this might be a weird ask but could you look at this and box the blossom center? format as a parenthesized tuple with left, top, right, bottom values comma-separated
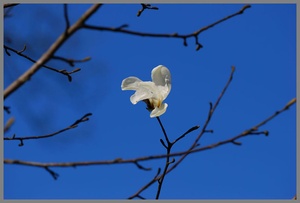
(144, 97, 162, 110)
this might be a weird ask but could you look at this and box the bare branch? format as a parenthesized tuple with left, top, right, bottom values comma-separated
(4, 45, 82, 81)
(137, 3, 159, 17)
(3, 4, 103, 100)
(52, 55, 91, 67)
(63, 4, 70, 35)
(45, 167, 59, 180)
(4, 113, 92, 146)
(84, 5, 251, 50)
(173, 125, 200, 144)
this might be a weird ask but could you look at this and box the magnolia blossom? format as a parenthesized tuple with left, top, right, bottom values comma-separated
(121, 65, 171, 118)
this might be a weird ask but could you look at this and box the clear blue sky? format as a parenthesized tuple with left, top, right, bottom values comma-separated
(4, 3, 296, 200)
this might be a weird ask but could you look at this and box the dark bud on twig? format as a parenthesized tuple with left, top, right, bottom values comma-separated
(196, 43, 203, 51)
(18, 139, 24, 147)
(183, 38, 188, 46)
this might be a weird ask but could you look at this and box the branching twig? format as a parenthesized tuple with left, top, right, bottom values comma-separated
(4, 113, 92, 146)
(4, 45, 81, 82)
(84, 4, 251, 51)
(137, 3, 159, 17)
(155, 117, 171, 199)
(52, 55, 91, 67)
(3, 4, 103, 100)
(155, 118, 199, 199)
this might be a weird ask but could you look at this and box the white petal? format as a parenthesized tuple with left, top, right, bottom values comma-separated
(121, 77, 142, 90)
(151, 65, 171, 87)
(151, 65, 171, 99)
(129, 82, 156, 104)
(150, 103, 168, 118)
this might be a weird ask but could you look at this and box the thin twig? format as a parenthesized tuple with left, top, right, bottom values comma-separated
(64, 4, 70, 36)
(3, 4, 103, 100)
(52, 55, 91, 67)
(155, 118, 199, 199)
(155, 117, 171, 199)
(84, 5, 251, 50)
(4, 113, 92, 146)
(137, 3, 159, 17)
(4, 45, 81, 81)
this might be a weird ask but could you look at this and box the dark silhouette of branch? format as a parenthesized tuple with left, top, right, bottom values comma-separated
(83, 4, 251, 51)
(4, 106, 11, 114)
(4, 45, 82, 81)
(4, 113, 92, 147)
(52, 55, 91, 67)
(4, 3, 19, 8)
(137, 3, 159, 17)
(155, 117, 171, 199)
(3, 4, 103, 100)
(63, 4, 70, 35)
(155, 118, 199, 199)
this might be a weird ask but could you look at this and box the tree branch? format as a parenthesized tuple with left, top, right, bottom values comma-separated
(83, 4, 251, 50)
(52, 55, 91, 67)
(3, 4, 102, 100)
(4, 45, 82, 81)
(4, 113, 92, 146)
(137, 3, 159, 17)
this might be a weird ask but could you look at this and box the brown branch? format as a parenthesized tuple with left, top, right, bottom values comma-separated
(83, 4, 251, 50)
(137, 3, 159, 17)
(4, 117, 15, 133)
(4, 45, 81, 81)
(3, 4, 103, 100)
(52, 55, 91, 67)
(4, 113, 92, 147)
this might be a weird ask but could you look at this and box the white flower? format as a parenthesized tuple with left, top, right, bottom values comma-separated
(121, 65, 171, 118)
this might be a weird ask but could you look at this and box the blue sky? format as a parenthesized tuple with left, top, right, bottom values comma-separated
(3, 3, 296, 200)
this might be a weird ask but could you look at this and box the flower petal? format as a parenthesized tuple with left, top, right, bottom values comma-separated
(129, 82, 156, 104)
(121, 77, 142, 90)
(151, 65, 171, 99)
(151, 65, 171, 87)
(150, 103, 168, 117)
